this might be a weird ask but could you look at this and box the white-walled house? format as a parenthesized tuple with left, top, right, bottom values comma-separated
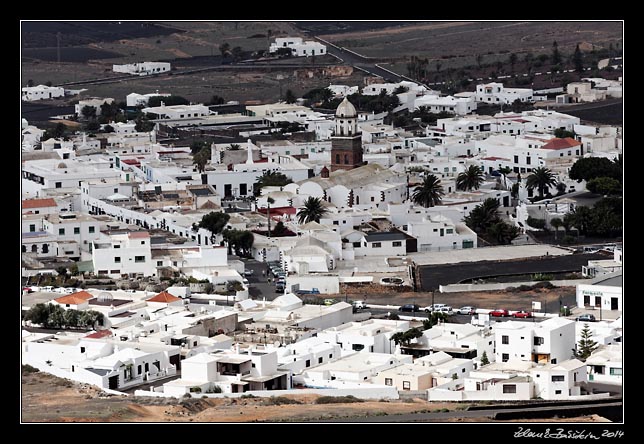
(414, 94, 477, 116)
(576, 284, 622, 312)
(269, 37, 326, 57)
(92, 231, 155, 278)
(126, 92, 171, 107)
(42, 212, 103, 253)
(316, 319, 410, 354)
(276, 337, 342, 375)
(23, 157, 122, 194)
(142, 104, 210, 121)
(404, 215, 477, 252)
(113, 62, 171, 76)
(75, 98, 115, 117)
(494, 317, 575, 365)
(163, 348, 290, 395)
(585, 345, 622, 385)
(475, 82, 533, 104)
(300, 352, 413, 385)
(530, 359, 587, 400)
(22, 84, 65, 101)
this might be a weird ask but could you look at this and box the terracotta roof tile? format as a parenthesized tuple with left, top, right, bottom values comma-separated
(22, 198, 57, 209)
(540, 137, 581, 150)
(147, 291, 181, 303)
(54, 291, 93, 305)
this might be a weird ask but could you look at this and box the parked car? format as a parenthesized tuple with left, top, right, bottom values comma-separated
(352, 300, 367, 310)
(437, 306, 454, 315)
(41, 286, 55, 293)
(242, 278, 249, 286)
(400, 304, 421, 312)
(457, 306, 476, 315)
(324, 298, 338, 306)
(513, 310, 533, 318)
(576, 314, 597, 322)
(296, 288, 320, 295)
(22, 286, 34, 293)
(243, 269, 254, 277)
(423, 303, 446, 313)
(275, 283, 285, 293)
(489, 308, 510, 317)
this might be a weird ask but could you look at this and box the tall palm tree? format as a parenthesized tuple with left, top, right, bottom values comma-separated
(526, 167, 557, 199)
(488, 221, 520, 245)
(550, 217, 563, 240)
(464, 198, 501, 232)
(456, 165, 485, 191)
(266, 196, 275, 237)
(297, 197, 328, 224)
(412, 174, 444, 208)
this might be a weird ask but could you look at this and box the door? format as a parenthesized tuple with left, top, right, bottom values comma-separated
(611, 297, 618, 310)
(108, 375, 119, 390)
(224, 184, 232, 198)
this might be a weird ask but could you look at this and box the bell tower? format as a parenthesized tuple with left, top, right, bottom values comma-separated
(331, 97, 363, 172)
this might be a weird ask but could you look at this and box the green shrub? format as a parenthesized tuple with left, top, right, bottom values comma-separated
(263, 396, 302, 405)
(22, 364, 39, 374)
(315, 395, 364, 404)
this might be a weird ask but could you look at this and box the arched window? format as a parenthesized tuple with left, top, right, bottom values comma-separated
(344, 154, 349, 164)
(22, 245, 26, 253)
(335, 154, 340, 164)
(31, 245, 38, 253)
(42, 244, 49, 254)
(356, 196, 360, 205)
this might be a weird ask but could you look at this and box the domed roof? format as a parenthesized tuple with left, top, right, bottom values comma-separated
(335, 97, 357, 118)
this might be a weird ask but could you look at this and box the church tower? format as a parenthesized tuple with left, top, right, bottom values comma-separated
(331, 97, 363, 172)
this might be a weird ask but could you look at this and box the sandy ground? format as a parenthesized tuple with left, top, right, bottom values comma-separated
(22, 368, 611, 423)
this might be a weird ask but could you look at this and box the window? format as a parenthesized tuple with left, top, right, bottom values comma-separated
(114, 257, 121, 263)
(305, 359, 311, 368)
(157, 261, 163, 266)
(555, 390, 562, 395)
(29, 224, 36, 232)
(141, 241, 145, 245)
(74, 227, 80, 234)
(446, 229, 453, 234)
(114, 244, 120, 249)
(392, 241, 402, 247)
(534, 337, 544, 346)
(58, 228, 65, 235)
(371, 196, 375, 202)
(55, 182, 62, 188)
(333, 221, 339, 225)
(110, 270, 119, 274)
(352, 344, 365, 351)
(335, 154, 340, 164)
(135, 256, 145, 263)
(551, 375, 565, 382)
(318, 357, 323, 364)
(502, 353, 509, 362)
(502, 384, 517, 394)
(502, 335, 509, 345)
(610, 368, 622, 376)
(329, 354, 333, 359)
(384, 378, 393, 386)
(80, 347, 85, 353)
(352, 242, 361, 248)
(514, 155, 519, 164)
(372, 242, 381, 248)
(402, 381, 411, 390)
(526, 157, 531, 165)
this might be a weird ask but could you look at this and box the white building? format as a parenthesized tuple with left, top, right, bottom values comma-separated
(585, 345, 622, 385)
(276, 337, 342, 375)
(91, 231, 155, 278)
(494, 317, 575, 365)
(23, 158, 122, 194)
(269, 37, 326, 57)
(576, 283, 622, 312)
(22, 84, 65, 101)
(113, 62, 171, 76)
(126, 92, 171, 107)
(75, 98, 115, 117)
(530, 359, 587, 400)
(414, 94, 477, 116)
(163, 348, 290, 395)
(300, 352, 413, 385)
(404, 215, 477, 252)
(142, 104, 211, 120)
(316, 319, 410, 354)
(475, 82, 534, 104)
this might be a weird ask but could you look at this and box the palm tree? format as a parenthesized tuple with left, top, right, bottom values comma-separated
(550, 217, 563, 240)
(297, 197, 328, 224)
(464, 198, 501, 232)
(488, 221, 520, 245)
(412, 174, 444, 208)
(456, 165, 485, 191)
(266, 196, 275, 237)
(254, 171, 292, 196)
(526, 167, 557, 199)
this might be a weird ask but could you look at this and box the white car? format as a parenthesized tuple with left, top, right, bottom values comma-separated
(424, 303, 446, 313)
(457, 306, 477, 315)
(437, 306, 453, 315)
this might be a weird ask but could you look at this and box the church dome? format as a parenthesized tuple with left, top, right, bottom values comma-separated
(335, 97, 357, 118)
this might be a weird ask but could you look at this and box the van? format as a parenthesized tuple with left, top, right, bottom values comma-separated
(353, 300, 367, 310)
(41, 286, 55, 293)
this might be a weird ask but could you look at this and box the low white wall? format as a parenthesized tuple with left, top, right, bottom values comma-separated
(135, 386, 399, 400)
(288, 275, 340, 295)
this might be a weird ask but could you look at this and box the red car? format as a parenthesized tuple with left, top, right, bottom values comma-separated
(489, 309, 509, 317)
(513, 310, 533, 318)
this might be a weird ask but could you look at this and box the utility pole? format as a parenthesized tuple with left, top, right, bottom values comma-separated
(56, 32, 61, 65)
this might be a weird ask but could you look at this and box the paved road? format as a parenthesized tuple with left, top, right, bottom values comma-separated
(418, 253, 607, 291)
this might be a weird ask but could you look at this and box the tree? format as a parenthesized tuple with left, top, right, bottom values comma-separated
(63, 309, 80, 328)
(573, 324, 598, 361)
(24, 303, 50, 326)
(284, 89, 296, 104)
(222, 229, 254, 257)
(272, 221, 287, 236)
(209, 95, 225, 105)
(554, 128, 575, 138)
(456, 165, 485, 191)
(135, 115, 154, 132)
(586, 177, 622, 196)
(103, 124, 115, 133)
(509, 53, 518, 72)
(219, 42, 230, 57)
(573, 44, 584, 73)
(550, 217, 563, 240)
(81, 105, 96, 120)
(556, 182, 567, 196)
(391, 328, 423, 346)
(551, 41, 562, 65)
(254, 171, 292, 196)
(297, 197, 328, 224)
(487, 221, 520, 245)
(27, 79, 34, 87)
(568, 205, 593, 236)
(46, 304, 66, 328)
(228, 143, 241, 151)
(569, 157, 621, 182)
(464, 198, 501, 233)
(480, 351, 490, 366)
(147, 95, 189, 107)
(85, 120, 100, 132)
(526, 167, 557, 199)
(192, 146, 211, 173)
(412, 174, 444, 208)
(190, 140, 208, 154)
(499, 166, 512, 175)
(198, 212, 231, 237)
(422, 312, 449, 330)
(231, 46, 244, 62)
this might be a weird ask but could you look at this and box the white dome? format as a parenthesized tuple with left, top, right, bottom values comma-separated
(335, 97, 357, 118)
